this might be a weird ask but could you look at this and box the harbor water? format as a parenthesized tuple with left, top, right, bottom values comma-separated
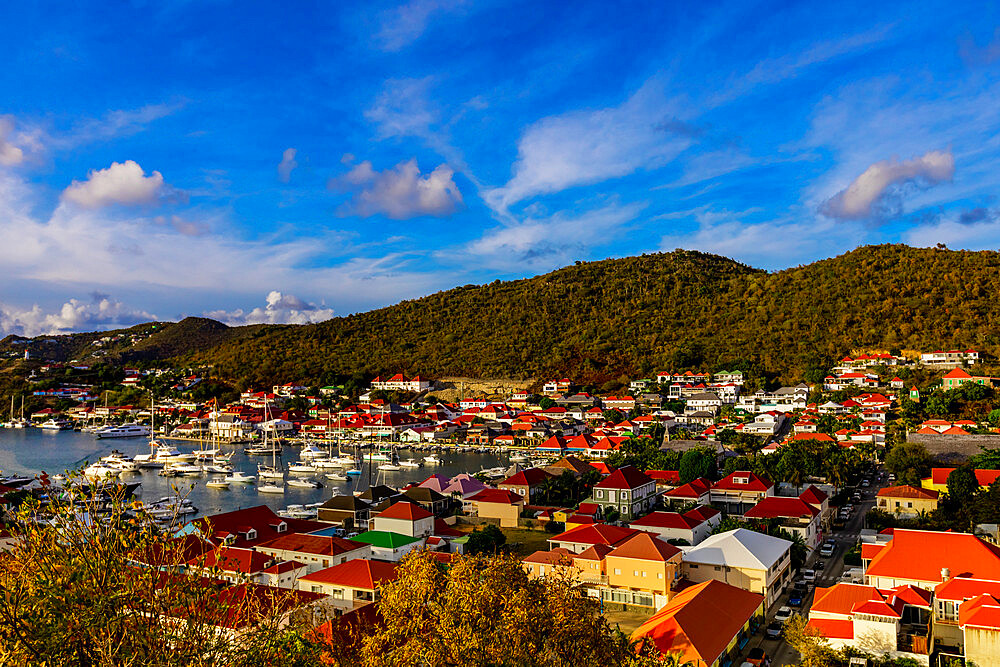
(0, 428, 510, 519)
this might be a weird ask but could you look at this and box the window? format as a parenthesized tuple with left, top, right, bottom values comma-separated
(658, 572, 664, 579)
(642, 571, 647, 578)
(714, 566, 721, 571)
(310, 585, 322, 593)
(614, 568, 622, 575)
(689, 564, 699, 569)
(633, 570, 639, 577)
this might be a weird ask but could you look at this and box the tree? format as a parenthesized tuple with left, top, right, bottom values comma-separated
(947, 465, 981, 505)
(603, 408, 625, 424)
(0, 483, 319, 666)
(539, 397, 555, 410)
(338, 551, 641, 666)
(678, 448, 714, 484)
(885, 442, 932, 486)
(782, 616, 836, 667)
(464, 524, 507, 556)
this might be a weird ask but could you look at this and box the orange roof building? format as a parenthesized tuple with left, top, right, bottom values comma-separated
(865, 529, 1000, 588)
(631, 579, 764, 666)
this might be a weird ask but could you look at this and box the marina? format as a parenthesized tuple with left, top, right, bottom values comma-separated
(0, 427, 512, 519)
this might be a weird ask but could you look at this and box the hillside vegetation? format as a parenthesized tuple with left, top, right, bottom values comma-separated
(5, 245, 1000, 386)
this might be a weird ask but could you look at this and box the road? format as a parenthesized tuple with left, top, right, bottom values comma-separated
(738, 468, 888, 667)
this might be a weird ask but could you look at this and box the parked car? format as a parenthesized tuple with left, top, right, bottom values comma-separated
(774, 606, 793, 623)
(789, 591, 804, 607)
(766, 622, 783, 639)
(861, 480, 870, 487)
(820, 543, 836, 557)
(801, 569, 817, 582)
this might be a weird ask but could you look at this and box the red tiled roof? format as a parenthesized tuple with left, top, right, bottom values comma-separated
(200, 546, 272, 574)
(467, 489, 525, 505)
(877, 485, 939, 500)
(645, 470, 681, 484)
(806, 618, 854, 640)
(257, 533, 365, 557)
(522, 547, 572, 565)
(959, 593, 1000, 630)
(594, 465, 653, 490)
(376, 500, 434, 522)
(551, 523, 638, 547)
(935, 577, 1000, 602)
(575, 544, 614, 561)
(713, 471, 773, 492)
(630, 511, 700, 530)
(744, 496, 818, 520)
(299, 559, 399, 590)
(866, 529, 1000, 583)
(664, 477, 712, 498)
(501, 468, 553, 487)
(609, 533, 681, 562)
(799, 485, 828, 504)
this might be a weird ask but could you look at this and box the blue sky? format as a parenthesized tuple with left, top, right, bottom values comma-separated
(1, 0, 1000, 335)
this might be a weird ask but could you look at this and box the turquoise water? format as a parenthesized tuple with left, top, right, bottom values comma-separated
(0, 428, 507, 518)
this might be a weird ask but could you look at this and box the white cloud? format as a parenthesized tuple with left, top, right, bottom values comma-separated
(373, 0, 466, 52)
(61, 160, 169, 209)
(443, 200, 645, 272)
(334, 158, 463, 219)
(277, 148, 298, 183)
(487, 80, 690, 210)
(659, 207, 866, 269)
(0, 116, 26, 167)
(205, 291, 335, 326)
(820, 150, 954, 220)
(365, 77, 439, 141)
(905, 208, 1000, 250)
(52, 102, 183, 149)
(0, 170, 447, 317)
(0, 294, 155, 337)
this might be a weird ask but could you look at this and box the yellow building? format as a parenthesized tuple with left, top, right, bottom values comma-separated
(464, 488, 524, 528)
(876, 485, 939, 518)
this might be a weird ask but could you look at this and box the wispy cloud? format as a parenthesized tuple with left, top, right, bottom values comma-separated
(50, 102, 184, 150)
(820, 150, 955, 221)
(959, 28, 1000, 66)
(0, 116, 26, 167)
(905, 207, 1000, 250)
(487, 79, 690, 211)
(277, 148, 298, 183)
(373, 0, 467, 52)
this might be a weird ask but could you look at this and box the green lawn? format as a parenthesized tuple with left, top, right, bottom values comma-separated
(501, 527, 553, 556)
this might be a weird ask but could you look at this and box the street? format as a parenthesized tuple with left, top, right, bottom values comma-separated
(738, 468, 887, 667)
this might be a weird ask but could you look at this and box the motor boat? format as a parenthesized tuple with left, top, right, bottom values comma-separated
(202, 462, 233, 474)
(313, 458, 343, 469)
(377, 463, 402, 471)
(40, 419, 73, 430)
(101, 451, 139, 472)
(423, 454, 442, 464)
(399, 459, 423, 468)
(344, 468, 362, 476)
(205, 479, 230, 489)
(288, 461, 318, 473)
(83, 463, 120, 480)
(258, 464, 285, 480)
(95, 423, 151, 439)
(163, 462, 203, 477)
(258, 483, 285, 494)
(224, 471, 255, 484)
(325, 472, 348, 481)
(287, 478, 322, 489)
(299, 444, 326, 459)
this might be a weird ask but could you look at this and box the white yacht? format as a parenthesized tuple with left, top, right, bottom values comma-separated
(258, 463, 285, 480)
(101, 451, 139, 472)
(288, 461, 318, 473)
(377, 463, 402, 471)
(399, 459, 423, 468)
(205, 479, 230, 489)
(423, 454, 442, 464)
(313, 458, 343, 469)
(83, 463, 120, 480)
(287, 478, 322, 489)
(202, 462, 233, 474)
(224, 470, 255, 484)
(325, 472, 348, 481)
(258, 483, 285, 494)
(95, 423, 150, 439)
(299, 444, 326, 459)
(40, 419, 73, 430)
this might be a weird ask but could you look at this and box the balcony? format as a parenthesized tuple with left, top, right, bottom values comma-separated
(898, 624, 930, 655)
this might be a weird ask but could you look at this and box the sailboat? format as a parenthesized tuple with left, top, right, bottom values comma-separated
(257, 404, 284, 480)
(12, 396, 28, 428)
(134, 394, 166, 468)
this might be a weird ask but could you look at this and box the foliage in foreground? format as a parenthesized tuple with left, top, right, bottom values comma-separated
(320, 551, 669, 667)
(0, 484, 319, 666)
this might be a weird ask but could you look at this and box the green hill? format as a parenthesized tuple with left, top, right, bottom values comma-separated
(6, 245, 1000, 387)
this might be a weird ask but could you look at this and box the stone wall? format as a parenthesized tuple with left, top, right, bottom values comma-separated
(906, 433, 1000, 463)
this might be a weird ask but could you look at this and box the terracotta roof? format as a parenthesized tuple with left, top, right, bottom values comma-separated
(575, 544, 614, 561)
(377, 501, 433, 522)
(959, 593, 1000, 630)
(935, 577, 1000, 602)
(522, 547, 572, 565)
(631, 579, 763, 665)
(199, 546, 272, 574)
(594, 465, 654, 490)
(609, 533, 681, 562)
(861, 543, 886, 560)
(194, 505, 326, 547)
(944, 368, 973, 379)
(299, 559, 399, 590)
(799, 485, 828, 504)
(877, 485, 939, 500)
(866, 529, 1000, 583)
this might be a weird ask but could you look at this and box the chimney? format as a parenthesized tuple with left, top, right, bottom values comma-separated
(941, 567, 951, 582)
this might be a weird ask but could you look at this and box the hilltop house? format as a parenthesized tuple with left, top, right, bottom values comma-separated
(590, 466, 658, 520)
